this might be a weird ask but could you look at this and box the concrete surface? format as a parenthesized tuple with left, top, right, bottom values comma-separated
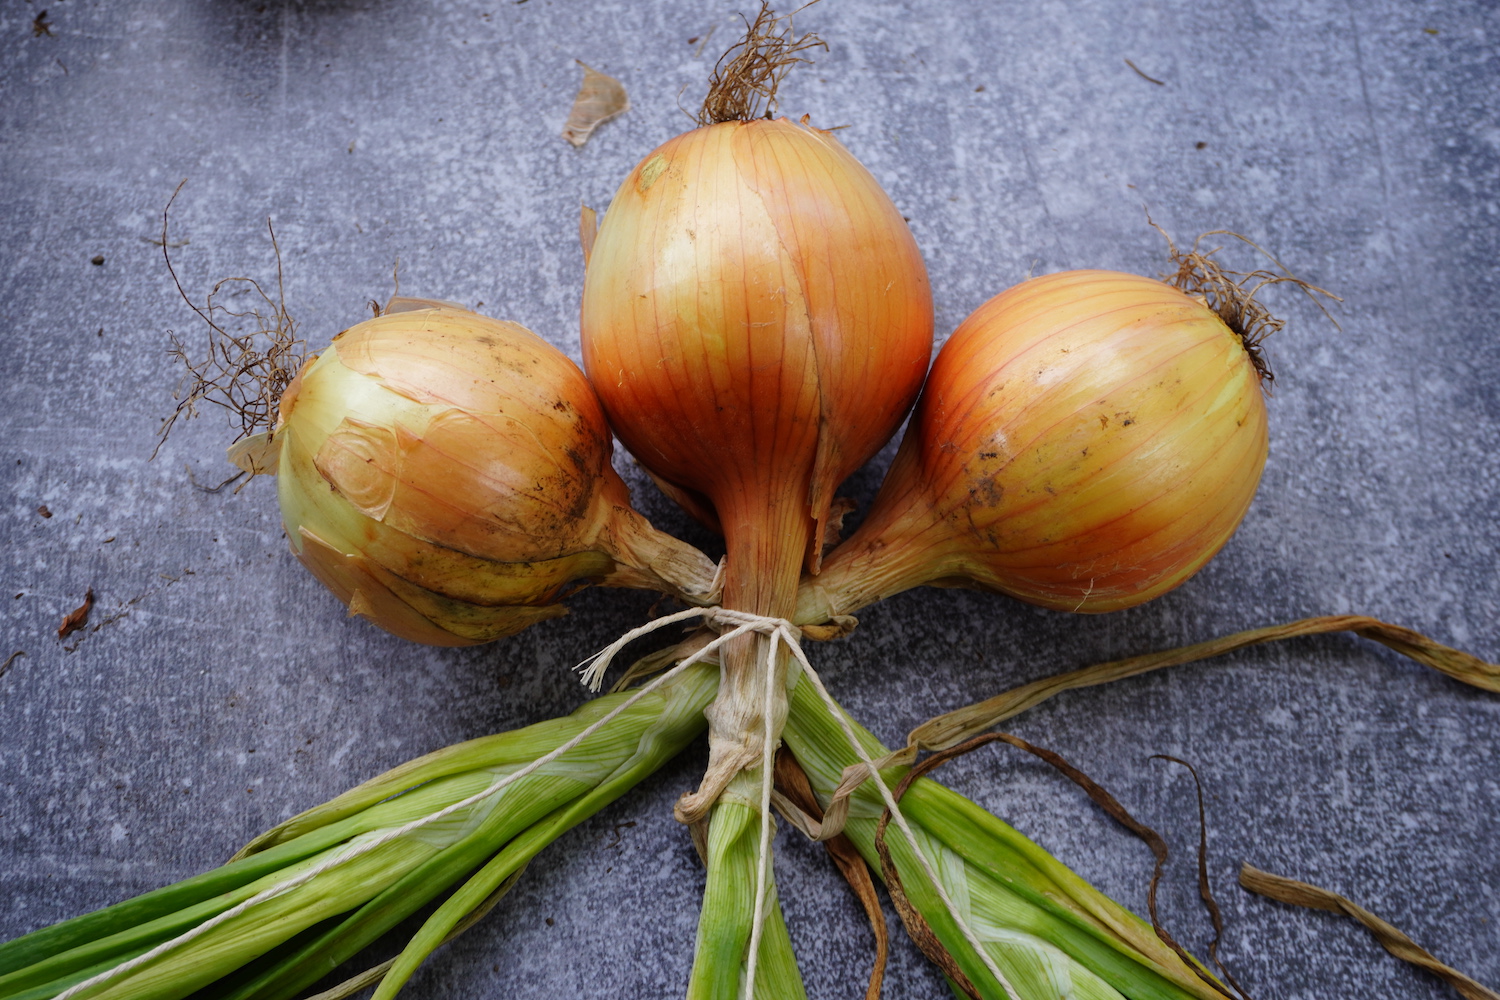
(2, 2, 1497, 998)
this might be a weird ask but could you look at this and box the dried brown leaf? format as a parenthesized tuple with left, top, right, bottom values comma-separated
(562, 62, 628, 148)
(775, 749, 888, 1000)
(58, 588, 95, 639)
(907, 615, 1500, 753)
(1240, 866, 1500, 1000)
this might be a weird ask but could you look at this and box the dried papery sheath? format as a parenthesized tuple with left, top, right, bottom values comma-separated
(561, 61, 629, 148)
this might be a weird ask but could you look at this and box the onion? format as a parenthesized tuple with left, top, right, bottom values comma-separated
(579, 18, 932, 994)
(581, 114, 931, 802)
(272, 300, 720, 646)
(800, 268, 1273, 621)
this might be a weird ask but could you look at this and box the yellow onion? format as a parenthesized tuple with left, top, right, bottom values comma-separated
(268, 301, 719, 646)
(798, 269, 1269, 620)
(580, 116, 932, 827)
(581, 116, 932, 613)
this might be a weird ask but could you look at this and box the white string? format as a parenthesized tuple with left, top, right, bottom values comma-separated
(577, 606, 714, 690)
(53, 650, 711, 1000)
(741, 623, 781, 1000)
(775, 622, 1022, 1000)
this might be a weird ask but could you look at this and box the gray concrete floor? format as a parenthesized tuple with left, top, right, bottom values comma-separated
(2, 2, 1497, 998)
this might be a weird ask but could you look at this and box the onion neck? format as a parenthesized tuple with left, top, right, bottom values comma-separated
(598, 504, 722, 605)
(674, 477, 810, 824)
(794, 453, 962, 625)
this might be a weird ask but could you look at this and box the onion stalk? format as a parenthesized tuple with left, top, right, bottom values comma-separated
(0, 662, 719, 1000)
(4, 656, 1246, 1000)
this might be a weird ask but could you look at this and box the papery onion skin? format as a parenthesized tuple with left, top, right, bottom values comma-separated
(276, 305, 719, 646)
(799, 269, 1269, 620)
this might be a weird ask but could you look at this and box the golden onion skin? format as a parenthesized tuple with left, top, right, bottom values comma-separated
(275, 305, 718, 645)
(802, 269, 1269, 619)
(581, 117, 933, 610)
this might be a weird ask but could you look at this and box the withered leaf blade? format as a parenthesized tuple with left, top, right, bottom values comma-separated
(561, 61, 628, 148)
(58, 588, 95, 639)
(876, 733, 1237, 1000)
(774, 749, 888, 1000)
(906, 615, 1500, 753)
(1240, 865, 1500, 1000)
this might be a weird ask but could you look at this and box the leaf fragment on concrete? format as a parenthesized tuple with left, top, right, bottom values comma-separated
(1240, 865, 1500, 1000)
(562, 62, 628, 148)
(58, 588, 95, 639)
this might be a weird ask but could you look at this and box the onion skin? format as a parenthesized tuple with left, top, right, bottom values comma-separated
(275, 305, 719, 646)
(800, 269, 1269, 620)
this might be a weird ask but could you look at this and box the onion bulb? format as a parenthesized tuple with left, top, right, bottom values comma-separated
(799, 268, 1271, 620)
(270, 301, 719, 646)
(580, 114, 932, 816)
(581, 116, 932, 601)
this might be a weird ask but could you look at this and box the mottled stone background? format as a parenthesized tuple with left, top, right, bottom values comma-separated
(2, 2, 1496, 998)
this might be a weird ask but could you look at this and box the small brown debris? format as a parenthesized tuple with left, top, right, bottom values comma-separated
(58, 588, 95, 639)
(561, 62, 629, 148)
(91, 254, 105, 266)
(37, 505, 52, 518)
(974, 84, 985, 92)
(579, 204, 598, 267)
(0, 651, 24, 679)
(32, 11, 54, 37)
(1125, 58, 1166, 85)
(1196, 141, 1208, 149)
(544, 917, 554, 926)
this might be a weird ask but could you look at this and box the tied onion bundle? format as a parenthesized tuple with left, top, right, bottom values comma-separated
(262, 299, 720, 645)
(12, 7, 1493, 1000)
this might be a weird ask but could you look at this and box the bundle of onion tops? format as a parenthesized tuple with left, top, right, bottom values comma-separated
(10, 7, 1498, 1000)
